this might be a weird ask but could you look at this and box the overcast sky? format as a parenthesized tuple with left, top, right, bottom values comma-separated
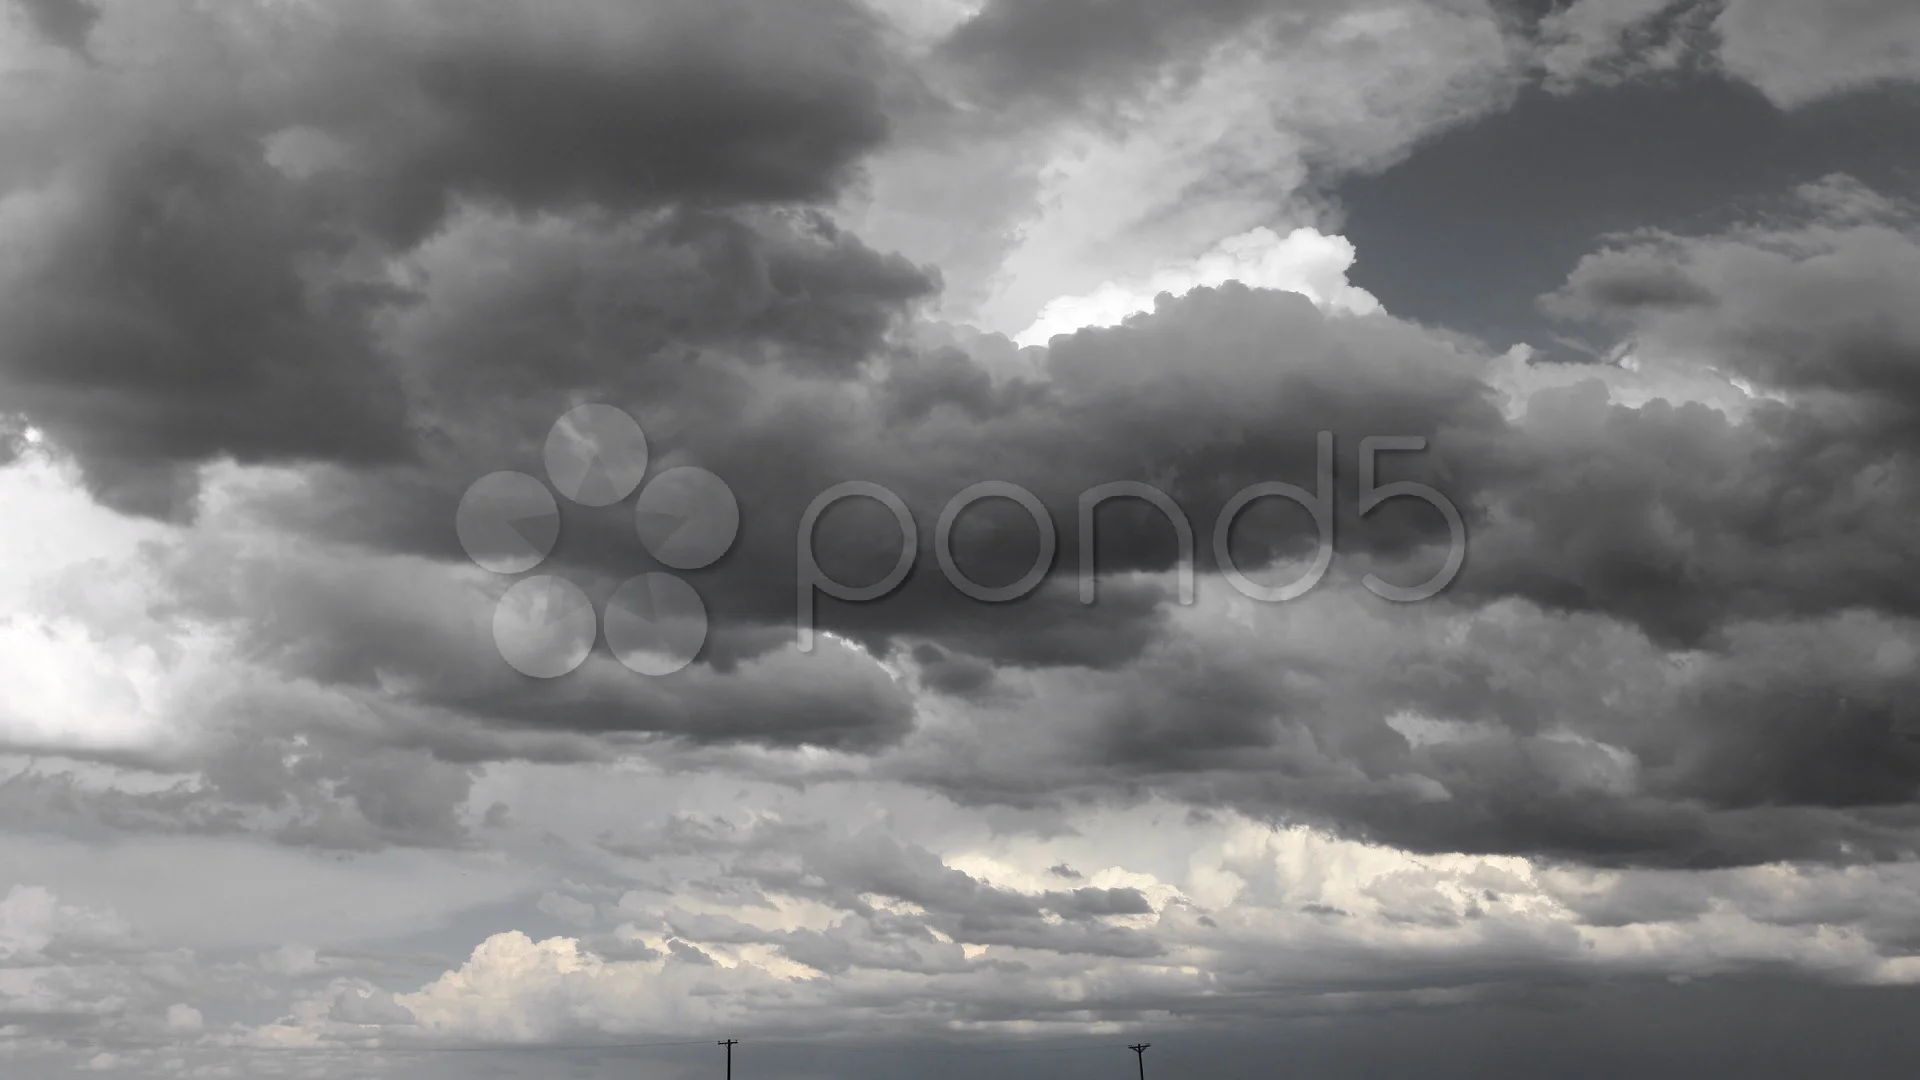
(2, 0, 1919, 1077)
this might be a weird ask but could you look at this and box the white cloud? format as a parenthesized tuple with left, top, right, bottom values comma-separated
(0, 884, 132, 962)
(1715, 0, 1920, 107)
(165, 1003, 204, 1033)
(861, 0, 983, 45)
(260, 943, 322, 978)
(1532, 0, 1920, 106)
(842, 1, 1517, 334)
(392, 930, 804, 1042)
(1013, 226, 1381, 346)
(1534, 0, 1693, 89)
(0, 456, 200, 756)
(237, 774, 1920, 1048)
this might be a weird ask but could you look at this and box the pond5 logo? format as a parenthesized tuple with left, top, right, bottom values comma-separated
(455, 404, 738, 679)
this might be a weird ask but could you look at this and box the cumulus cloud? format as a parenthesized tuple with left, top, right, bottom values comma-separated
(0, 0, 903, 517)
(230, 801, 1920, 1052)
(3, 1, 1920, 1075)
(1530, 0, 1711, 90)
(848, 0, 1521, 332)
(14, 173, 1920, 872)
(1713, 0, 1920, 107)
(1013, 225, 1380, 345)
(1524, 0, 1920, 104)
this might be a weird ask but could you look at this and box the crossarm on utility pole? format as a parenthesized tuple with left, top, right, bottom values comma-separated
(1128, 1042, 1150, 1080)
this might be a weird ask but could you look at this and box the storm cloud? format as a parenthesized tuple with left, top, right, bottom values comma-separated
(2, 0, 1919, 1076)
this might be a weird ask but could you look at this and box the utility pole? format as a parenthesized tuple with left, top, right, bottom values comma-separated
(719, 1038, 738, 1080)
(1128, 1042, 1150, 1080)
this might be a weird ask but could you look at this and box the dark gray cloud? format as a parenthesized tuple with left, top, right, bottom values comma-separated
(1543, 178, 1920, 414)
(1545, 246, 1719, 311)
(0, 125, 415, 518)
(9, 0, 98, 56)
(241, 197, 1912, 643)
(244, 275, 1500, 667)
(320, 0, 903, 241)
(880, 593, 1920, 869)
(101, 174, 1920, 869)
(8, 6, 1920, 1071)
(911, 642, 1000, 699)
(0, 0, 904, 517)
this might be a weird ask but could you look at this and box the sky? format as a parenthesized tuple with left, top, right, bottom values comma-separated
(0, 0, 1918, 1077)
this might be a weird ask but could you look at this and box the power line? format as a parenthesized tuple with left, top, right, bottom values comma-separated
(1129, 1042, 1151, 1080)
(719, 1037, 738, 1080)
